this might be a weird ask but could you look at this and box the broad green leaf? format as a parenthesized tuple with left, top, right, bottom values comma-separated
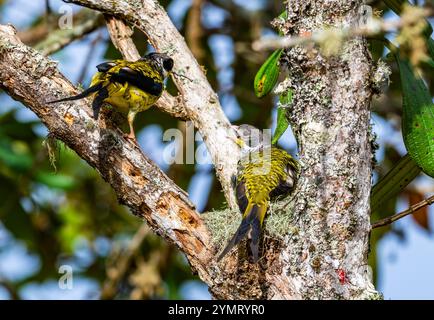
(396, 55, 434, 178)
(272, 91, 293, 145)
(254, 49, 282, 98)
(371, 153, 421, 212)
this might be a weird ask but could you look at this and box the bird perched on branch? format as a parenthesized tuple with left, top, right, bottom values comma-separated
(218, 124, 299, 263)
(48, 52, 174, 141)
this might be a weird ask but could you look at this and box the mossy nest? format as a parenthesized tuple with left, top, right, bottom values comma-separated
(202, 199, 298, 250)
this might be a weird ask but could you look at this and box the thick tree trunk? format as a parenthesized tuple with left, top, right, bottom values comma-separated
(0, 0, 379, 299)
(270, 1, 376, 299)
(208, 0, 378, 299)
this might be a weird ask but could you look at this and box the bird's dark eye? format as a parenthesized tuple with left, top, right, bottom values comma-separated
(163, 58, 174, 72)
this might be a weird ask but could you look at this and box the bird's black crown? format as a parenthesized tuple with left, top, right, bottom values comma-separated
(142, 52, 174, 72)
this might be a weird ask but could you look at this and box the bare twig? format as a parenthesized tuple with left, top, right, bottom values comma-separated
(17, 9, 101, 47)
(0, 278, 20, 300)
(35, 11, 104, 56)
(371, 195, 434, 229)
(101, 223, 151, 299)
(186, 0, 205, 62)
(77, 30, 103, 84)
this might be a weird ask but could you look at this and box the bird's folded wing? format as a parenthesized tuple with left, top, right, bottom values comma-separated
(109, 67, 163, 96)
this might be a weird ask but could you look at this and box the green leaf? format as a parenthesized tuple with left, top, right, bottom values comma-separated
(423, 57, 434, 68)
(254, 49, 282, 98)
(395, 55, 434, 178)
(58, 203, 88, 252)
(277, 11, 286, 37)
(272, 91, 293, 145)
(371, 153, 421, 212)
(34, 171, 77, 190)
(383, 0, 404, 14)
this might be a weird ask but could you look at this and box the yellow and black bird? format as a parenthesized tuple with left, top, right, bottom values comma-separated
(218, 124, 299, 262)
(48, 52, 174, 140)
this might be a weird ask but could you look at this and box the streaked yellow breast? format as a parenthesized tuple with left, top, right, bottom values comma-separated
(239, 147, 297, 205)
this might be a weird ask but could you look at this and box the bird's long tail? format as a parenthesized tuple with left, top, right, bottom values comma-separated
(218, 202, 267, 263)
(46, 83, 108, 120)
(46, 82, 104, 104)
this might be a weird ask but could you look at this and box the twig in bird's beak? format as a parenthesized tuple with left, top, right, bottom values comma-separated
(172, 71, 193, 82)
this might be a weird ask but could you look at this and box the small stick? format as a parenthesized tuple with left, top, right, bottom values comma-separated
(371, 195, 434, 229)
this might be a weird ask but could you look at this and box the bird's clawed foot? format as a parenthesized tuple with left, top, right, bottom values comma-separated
(123, 132, 138, 145)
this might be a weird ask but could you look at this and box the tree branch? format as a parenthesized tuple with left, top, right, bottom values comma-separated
(0, 24, 218, 288)
(101, 223, 151, 299)
(371, 195, 434, 229)
(0, 0, 384, 300)
(0, 24, 269, 300)
(104, 15, 140, 61)
(185, 0, 205, 62)
(17, 9, 104, 54)
(67, 0, 240, 209)
(34, 11, 104, 56)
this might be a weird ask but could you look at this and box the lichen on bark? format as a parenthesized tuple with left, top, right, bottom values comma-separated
(268, 0, 378, 299)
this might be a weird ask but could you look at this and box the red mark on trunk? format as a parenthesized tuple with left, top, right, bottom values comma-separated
(337, 269, 347, 285)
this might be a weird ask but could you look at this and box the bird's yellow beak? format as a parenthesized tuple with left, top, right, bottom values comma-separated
(226, 134, 245, 148)
(234, 138, 245, 148)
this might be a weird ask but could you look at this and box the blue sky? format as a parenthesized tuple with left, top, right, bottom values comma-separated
(0, 0, 433, 300)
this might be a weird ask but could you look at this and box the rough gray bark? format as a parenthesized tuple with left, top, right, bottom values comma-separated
(268, 1, 377, 299)
(0, 0, 380, 300)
